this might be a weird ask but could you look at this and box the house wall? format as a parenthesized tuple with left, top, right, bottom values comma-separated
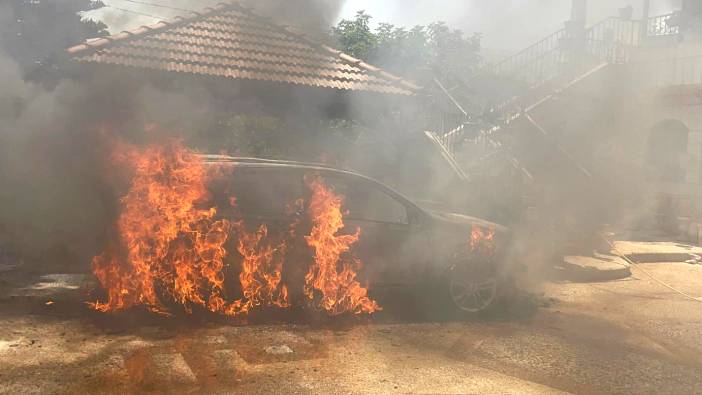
(617, 73, 702, 237)
(651, 94, 702, 183)
(629, 29, 702, 189)
(532, 57, 702, 234)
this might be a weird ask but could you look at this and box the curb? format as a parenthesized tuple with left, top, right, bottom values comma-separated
(554, 254, 632, 282)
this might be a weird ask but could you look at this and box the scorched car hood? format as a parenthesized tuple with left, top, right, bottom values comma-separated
(426, 210, 508, 234)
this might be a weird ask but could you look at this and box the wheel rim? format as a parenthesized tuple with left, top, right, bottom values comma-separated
(449, 270, 497, 313)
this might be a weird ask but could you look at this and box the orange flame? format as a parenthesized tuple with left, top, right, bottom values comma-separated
(91, 140, 293, 317)
(91, 140, 378, 318)
(90, 141, 232, 315)
(470, 225, 496, 256)
(303, 175, 381, 316)
(225, 221, 290, 316)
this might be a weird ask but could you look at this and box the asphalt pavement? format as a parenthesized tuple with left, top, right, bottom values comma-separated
(1, 257, 701, 394)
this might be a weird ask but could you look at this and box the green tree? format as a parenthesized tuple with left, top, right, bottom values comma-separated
(331, 11, 481, 86)
(330, 10, 377, 60)
(0, 0, 108, 80)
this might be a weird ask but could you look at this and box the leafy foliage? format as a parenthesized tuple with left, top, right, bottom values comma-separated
(331, 11, 481, 85)
(331, 11, 378, 61)
(0, 0, 108, 80)
(196, 114, 367, 166)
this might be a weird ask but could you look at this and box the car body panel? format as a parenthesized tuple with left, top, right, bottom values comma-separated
(203, 156, 509, 290)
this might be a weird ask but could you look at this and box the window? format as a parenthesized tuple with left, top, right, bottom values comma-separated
(224, 169, 304, 217)
(324, 177, 409, 225)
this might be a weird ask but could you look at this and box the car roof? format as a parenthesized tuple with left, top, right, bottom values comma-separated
(199, 155, 363, 177)
(199, 154, 423, 211)
(200, 155, 341, 170)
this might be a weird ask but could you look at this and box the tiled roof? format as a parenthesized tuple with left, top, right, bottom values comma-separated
(67, 2, 420, 96)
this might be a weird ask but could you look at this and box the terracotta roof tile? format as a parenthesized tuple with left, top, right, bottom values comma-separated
(67, 2, 419, 95)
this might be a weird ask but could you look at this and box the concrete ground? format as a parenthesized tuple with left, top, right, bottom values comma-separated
(612, 241, 702, 263)
(1, 260, 702, 395)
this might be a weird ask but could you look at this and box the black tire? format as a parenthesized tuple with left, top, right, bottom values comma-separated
(414, 256, 501, 321)
(439, 255, 499, 318)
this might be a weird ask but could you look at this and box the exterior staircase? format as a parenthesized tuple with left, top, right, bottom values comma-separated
(426, 14, 680, 184)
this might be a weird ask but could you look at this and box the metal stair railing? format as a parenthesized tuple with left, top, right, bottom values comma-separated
(427, 60, 614, 181)
(431, 16, 643, 154)
(489, 29, 568, 88)
(489, 16, 645, 87)
(428, 61, 609, 182)
(485, 12, 679, 91)
(424, 130, 470, 181)
(426, 12, 685, 181)
(586, 17, 642, 63)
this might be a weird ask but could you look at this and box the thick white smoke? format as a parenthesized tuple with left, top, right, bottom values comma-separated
(339, 0, 680, 51)
(87, 0, 344, 35)
(86, 1, 681, 52)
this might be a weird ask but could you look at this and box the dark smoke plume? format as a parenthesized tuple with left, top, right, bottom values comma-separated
(0, 0, 348, 271)
(90, 0, 343, 36)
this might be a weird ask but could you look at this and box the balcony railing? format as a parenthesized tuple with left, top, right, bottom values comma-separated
(647, 12, 680, 37)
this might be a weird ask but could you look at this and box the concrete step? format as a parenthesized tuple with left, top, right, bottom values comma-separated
(555, 254, 631, 282)
(612, 241, 702, 264)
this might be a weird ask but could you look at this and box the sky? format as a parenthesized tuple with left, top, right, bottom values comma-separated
(86, 0, 682, 54)
(339, 0, 681, 51)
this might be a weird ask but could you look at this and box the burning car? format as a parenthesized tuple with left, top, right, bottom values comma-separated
(90, 143, 510, 318)
(204, 155, 511, 315)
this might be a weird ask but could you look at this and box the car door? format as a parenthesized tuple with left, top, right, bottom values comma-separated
(213, 166, 308, 292)
(317, 172, 431, 287)
(226, 167, 305, 228)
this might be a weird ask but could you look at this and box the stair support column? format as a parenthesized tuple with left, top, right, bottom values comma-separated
(642, 0, 651, 41)
(567, 0, 588, 68)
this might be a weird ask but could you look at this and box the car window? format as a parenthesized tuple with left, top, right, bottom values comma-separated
(323, 176, 409, 225)
(225, 169, 303, 217)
